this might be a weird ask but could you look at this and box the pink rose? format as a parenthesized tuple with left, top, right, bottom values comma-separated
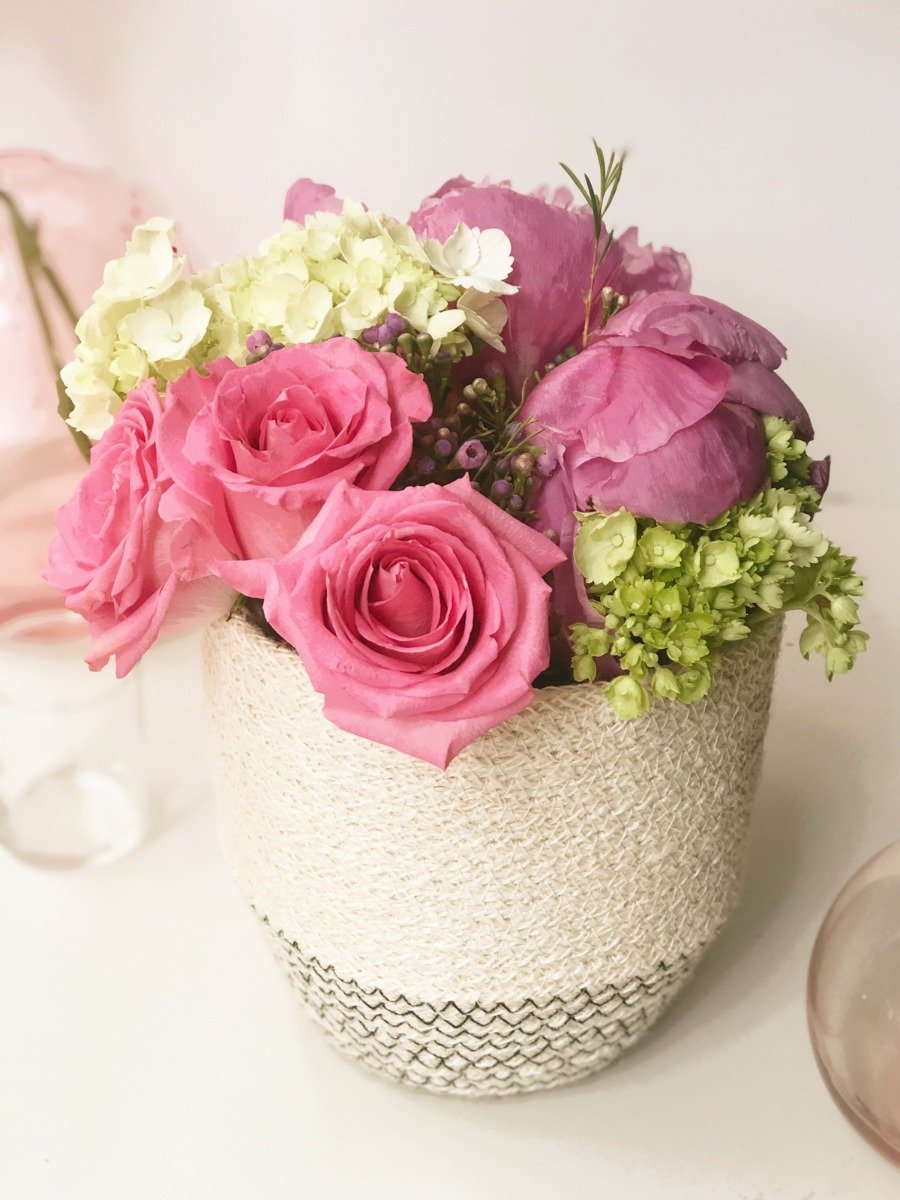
(523, 291, 814, 632)
(45, 381, 232, 676)
(264, 477, 565, 768)
(159, 340, 432, 597)
(409, 182, 690, 391)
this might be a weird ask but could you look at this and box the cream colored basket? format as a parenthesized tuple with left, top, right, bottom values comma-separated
(202, 613, 781, 1097)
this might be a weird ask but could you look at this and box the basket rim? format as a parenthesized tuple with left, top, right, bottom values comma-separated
(207, 607, 783, 708)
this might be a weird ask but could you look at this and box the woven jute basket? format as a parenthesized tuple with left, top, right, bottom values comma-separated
(202, 613, 782, 1097)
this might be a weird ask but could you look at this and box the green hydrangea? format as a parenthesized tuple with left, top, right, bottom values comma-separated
(573, 508, 637, 585)
(571, 418, 867, 720)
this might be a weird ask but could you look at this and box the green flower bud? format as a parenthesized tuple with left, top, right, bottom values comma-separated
(830, 595, 859, 626)
(799, 622, 828, 659)
(739, 512, 779, 541)
(621, 643, 647, 670)
(653, 586, 683, 619)
(677, 663, 712, 704)
(651, 667, 680, 700)
(637, 526, 685, 572)
(605, 675, 650, 720)
(570, 623, 610, 663)
(695, 541, 743, 588)
(775, 506, 829, 562)
(720, 619, 751, 642)
(573, 508, 637, 586)
(619, 580, 654, 616)
(757, 580, 785, 611)
(839, 574, 864, 595)
(825, 644, 853, 678)
(669, 634, 708, 667)
(643, 627, 668, 651)
(846, 630, 869, 657)
(572, 655, 597, 683)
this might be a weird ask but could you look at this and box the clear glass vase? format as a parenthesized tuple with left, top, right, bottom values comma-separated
(0, 604, 149, 869)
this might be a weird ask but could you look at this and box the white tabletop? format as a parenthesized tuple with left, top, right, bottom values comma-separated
(1, 497, 898, 1200)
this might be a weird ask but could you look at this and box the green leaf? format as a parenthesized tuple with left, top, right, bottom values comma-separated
(559, 162, 592, 207)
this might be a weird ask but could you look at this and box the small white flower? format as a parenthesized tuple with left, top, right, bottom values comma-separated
(284, 281, 334, 343)
(99, 217, 185, 303)
(458, 288, 508, 351)
(123, 282, 211, 363)
(238, 273, 302, 330)
(426, 307, 467, 342)
(340, 284, 388, 332)
(424, 223, 517, 295)
(62, 360, 121, 441)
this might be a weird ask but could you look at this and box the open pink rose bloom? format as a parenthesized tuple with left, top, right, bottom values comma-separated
(43, 155, 859, 764)
(265, 477, 563, 767)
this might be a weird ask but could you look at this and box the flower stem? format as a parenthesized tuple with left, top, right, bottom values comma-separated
(581, 252, 599, 349)
(0, 190, 91, 460)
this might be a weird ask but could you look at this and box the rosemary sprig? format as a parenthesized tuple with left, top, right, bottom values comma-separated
(559, 140, 626, 347)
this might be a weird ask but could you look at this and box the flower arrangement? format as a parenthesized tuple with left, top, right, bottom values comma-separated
(46, 145, 866, 767)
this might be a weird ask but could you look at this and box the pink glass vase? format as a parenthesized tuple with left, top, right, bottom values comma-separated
(808, 840, 900, 1165)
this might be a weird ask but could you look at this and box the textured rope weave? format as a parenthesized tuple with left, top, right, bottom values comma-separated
(203, 614, 781, 1095)
(261, 916, 699, 1095)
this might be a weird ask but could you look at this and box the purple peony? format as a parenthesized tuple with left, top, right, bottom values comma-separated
(409, 182, 690, 392)
(522, 291, 814, 629)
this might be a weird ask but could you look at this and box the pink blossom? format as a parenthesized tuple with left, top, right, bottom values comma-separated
(523, 291, 813, 631)
(283, 177, 343, 223)
(409, 182, 690, 392)
(599, 291, 812, 436)
(159, 340, 432, 598)
(264, 477, 565, 768)
(612, 227, 692, 303)
(45, 381, 232, 676)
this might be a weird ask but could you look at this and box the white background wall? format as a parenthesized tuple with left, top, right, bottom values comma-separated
(2, 8, 900, 1197)
(2, 0, 898, 503)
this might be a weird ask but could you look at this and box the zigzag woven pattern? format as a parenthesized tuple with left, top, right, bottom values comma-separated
(262, 919, 699, 1095)
(203, 613, 781, 1095)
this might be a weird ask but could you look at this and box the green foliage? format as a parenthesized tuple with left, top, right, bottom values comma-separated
(559, 141, 627, 345)
(560, 141, 625, 241)
(398, 370, 544, 521)
(570, 417, 867, 720)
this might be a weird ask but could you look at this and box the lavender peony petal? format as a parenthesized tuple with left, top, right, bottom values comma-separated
(725, 360, 813, 440)
(602, 291, 786, 370)
(607, 227, 691, 301)
(522, 343, 730, 463)
(410, 184, 607, 391)
(809, 455, 831, 497)
(410, 176, 476, 219)
(283, 177, 343, 223)
(410, 184, 692, 394)
(572, 401, 769, 524)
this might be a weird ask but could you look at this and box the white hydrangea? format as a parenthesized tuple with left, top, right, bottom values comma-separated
(61, 218, 212, 438)
(122, 282, 210, 363)
(63, 203, 517, 440)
